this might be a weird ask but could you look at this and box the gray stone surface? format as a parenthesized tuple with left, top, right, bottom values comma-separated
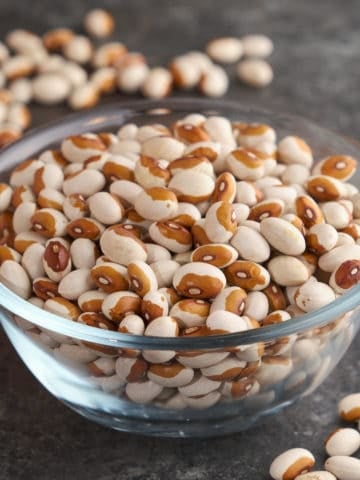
(1, 0, 360, 479)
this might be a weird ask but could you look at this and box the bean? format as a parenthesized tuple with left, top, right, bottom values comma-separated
(10, 159, 44, 187)
(0, 183, 13, 212)
(231, 225, 270, 262)
(110, 180, 144, 206)
(62, 169, 106, 197)
(61, 133, 107, 163)
(148, 220, 192, 253)
(278, 136, 313, 168)
(338, 393, 360, 422)
(58, 269, 94, 300)
(78, 290, 107, 313)
(225, 260, 270, 291)
(173, 262, 226, 299)
(125, 380, 163, 404)
(150, 259, 180, 288)
(31, 208, 68, 237)
(269, 448, 315, 480)
(13, 201, 37, 234)
(199, 65, 229, 98)
(329, 259, 360, 294)
(43, 296, 80, 319)
(206, 37, 243, 63)
(169, 171, 215, 203)
(0, 245, 21, 264)
(294, 280, 335, 312)
(148, 362, 194, 388)
(170, 299, 209, 328)
(43, 238, 71, 281)
(68, 83, 99, 110)
(143, 316, 179, 363)
(306, 224, 338, 254)
(191, 243, 238, 268)
(100, 225, 147, 265)
(0, 259, 31, 298)
(101, 291, 141, 322)
(141, 290, 169, 322)
(91, 262, 129, 293)
(306, 175, 346, 202)
(313, 155, 357, 181)
(116, 53, 149, 93)
(134, 155, 170, 189)
(134, 187, 178, 221)
(88, 192, 124, 225)
(249, 198, 285, 221)
(325, 428, 360, 456)
(32, 73, 71, 105)
(206, 311, 253, 339)
(325, 456, 360, 480)
(321, 201, 352, 229)
(242, 34, 273, 58)
(88, 357, 116, 377)
(38, 188, 65, 210)
(237, 59, 273, 88)
(268, 256, 310, 286)
(118, 314, 145, 335)
(319, 245, 360, 272)
(84, 9, 114, 38)
(141, 67, 172, 99)
(128, 260, 158, 297)
(260, 217, 306, 255)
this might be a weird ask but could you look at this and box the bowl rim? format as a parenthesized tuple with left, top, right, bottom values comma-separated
(0, 97, 359, 350)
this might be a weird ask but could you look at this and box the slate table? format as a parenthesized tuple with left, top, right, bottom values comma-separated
(1, 1, 360, 478)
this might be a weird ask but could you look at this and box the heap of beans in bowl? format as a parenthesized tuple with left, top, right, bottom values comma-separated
(1, 113, 360, 406)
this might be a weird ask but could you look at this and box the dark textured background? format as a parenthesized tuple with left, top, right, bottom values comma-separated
(1, 1, 360, 479)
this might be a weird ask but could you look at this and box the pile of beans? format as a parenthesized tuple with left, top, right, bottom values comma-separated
(269, 393, 360, 480)
(1, 112, 360, 409)
(0, 8, 273, 148)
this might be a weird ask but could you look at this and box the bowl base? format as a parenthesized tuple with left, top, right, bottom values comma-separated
(64, 399, 295, 438)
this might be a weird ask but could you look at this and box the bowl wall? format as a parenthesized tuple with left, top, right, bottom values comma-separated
(1, 99, 360, 436)
(2, 306, 358, 436)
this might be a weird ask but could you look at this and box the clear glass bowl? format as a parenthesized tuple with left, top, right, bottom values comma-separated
(1, 99, 360, 437)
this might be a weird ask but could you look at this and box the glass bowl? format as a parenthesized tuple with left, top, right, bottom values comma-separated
(1, 99, 359, 438)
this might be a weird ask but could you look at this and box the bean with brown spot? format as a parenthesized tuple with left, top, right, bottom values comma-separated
(148, 361, 194, 388)
(191, 243, 238, 268)
(44, 296, 80, 319)
(134, 187, 178, 221)
(329, 259, 360, 294)
(203, 201, 237, 243)
(278, 136, 313, 168)
(169, 171, 215, 204)
(118, 314, 145, 335)
(173, 262, 226, 299)
(78, 290, 107, 313)
(91, 262, 129, 293)
(141, 290, 169, 322)
(210, 286, 247, 315)
(225, 260, 270, 291)
(170, 298, 210, 328)
(313, 155, 357, 181)
(31, 208, 68, 237)
(67, 217, 104, 241)
(127, 260, 158, 297)
(269, 448, 315, 480)
(43, 238, 71, 281)
(101, 291, 141, 322)
(149, 220, 192, 253)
